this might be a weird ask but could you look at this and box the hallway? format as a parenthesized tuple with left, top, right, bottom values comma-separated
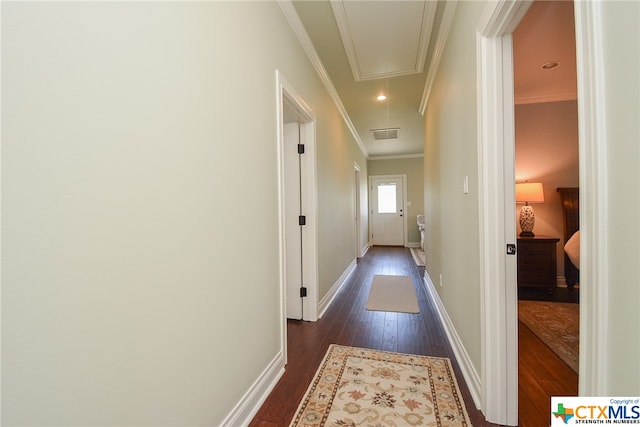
(250, 246, 495, 426)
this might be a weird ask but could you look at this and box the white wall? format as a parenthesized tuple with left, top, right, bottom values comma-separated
(1, 2, 366, 424)
(515, 100, 579, 276)
(422, 1, 486, 372)
(315, 106, 369, 298)
(422, 0, 640, 400)
(597, 0, 640, 393)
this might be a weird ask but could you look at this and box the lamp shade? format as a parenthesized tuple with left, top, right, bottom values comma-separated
(515, 182, 544, 203)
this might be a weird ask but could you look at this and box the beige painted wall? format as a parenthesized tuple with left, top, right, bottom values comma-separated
(422, 0, 640, 398)
(515, 100, 579, 277)
(597, 0, 640, 393)
(367, 157, 425, 245)
(316, 107, 369, 298)
(1, 2, 367, 424)
(423, 1, 486, 372)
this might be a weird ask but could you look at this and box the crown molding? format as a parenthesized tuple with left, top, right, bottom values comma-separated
(419, 1, 458, 115)
(477, 0, 533, 37)
(278, 1, 368, 158)
(368, 153, 424, 161)
(332, 0, 437, 82)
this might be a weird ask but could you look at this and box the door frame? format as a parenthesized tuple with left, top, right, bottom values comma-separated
(368, 174, 407, 247)
(477, 1, 608, 424)
(476, 2, 530, 423)
(354, 163, 361, 258)
(276, 70, 319, 365)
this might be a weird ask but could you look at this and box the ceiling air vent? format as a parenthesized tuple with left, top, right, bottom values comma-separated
(371, 128, 400, 141)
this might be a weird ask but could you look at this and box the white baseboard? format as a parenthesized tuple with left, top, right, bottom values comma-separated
(220, 350, 285, 427)
(318, 259, 357, 319)
(405, 241, 421, 248)
(422, 271, 482, 409)
(360, 244, 370, 258)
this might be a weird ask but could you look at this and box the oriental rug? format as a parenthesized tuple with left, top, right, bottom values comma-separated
(289, 344, 472, 427)
(518, 300, 579, 372)
(366, 275, 420, 314)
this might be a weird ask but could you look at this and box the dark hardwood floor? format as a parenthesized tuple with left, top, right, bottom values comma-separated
(250, 246, 577, 426)
(518, 322, 578, 427)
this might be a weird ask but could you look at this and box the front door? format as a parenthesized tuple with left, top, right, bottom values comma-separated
(370, 176, 404, 246)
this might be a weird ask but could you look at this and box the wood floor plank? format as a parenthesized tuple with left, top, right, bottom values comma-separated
(518, 321, 578, 425)
(250, 246, 577, 426)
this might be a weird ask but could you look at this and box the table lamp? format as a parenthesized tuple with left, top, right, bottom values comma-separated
(515, 182, 544, 236)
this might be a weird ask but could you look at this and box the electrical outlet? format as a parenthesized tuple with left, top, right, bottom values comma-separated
(439, 274, 443, 287)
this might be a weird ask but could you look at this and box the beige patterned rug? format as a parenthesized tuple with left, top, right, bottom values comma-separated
(289, 345, 472, 426)
(366, 275, 420, 314)
(518, 300, 579, 372)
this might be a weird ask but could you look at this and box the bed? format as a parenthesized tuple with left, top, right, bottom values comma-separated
(557, 187, 579, 290)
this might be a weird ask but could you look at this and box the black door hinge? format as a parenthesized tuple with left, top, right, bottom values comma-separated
(297, 144, 305, 154)
(299, 215, 306, 226)
(507, 243, 517, 255)
(300, 287, 307, 298)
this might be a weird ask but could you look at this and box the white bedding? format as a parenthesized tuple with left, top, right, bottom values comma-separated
(564, 230, 580, 269)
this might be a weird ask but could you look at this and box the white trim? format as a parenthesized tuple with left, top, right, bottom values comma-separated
(477, 0, 531, 37)
(277, 1, 368, 158)
(219, 351, 285, 427)
(318, 259, 357, 319)
(330, 1, 360, 80)
(368, 153, 424, 161)
(275, 71, 288, 365)
(354, 162, 362, 261)
(276, 71, 320, 368)
(419, 1, 458, 115)
(574, 0, 609, 395)
(476, 1, 532, 425)
(0, 2, 3, 418)
(405, 242, 421, 249)
(331, 1, 437, 82)
(422, 271, 481, 409)
(360, 243, 370, 258)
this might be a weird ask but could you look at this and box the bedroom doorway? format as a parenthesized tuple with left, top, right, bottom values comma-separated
(477, 0, 605, 424)
(512, 1, 579, 421)
(513, 1, 580, 424)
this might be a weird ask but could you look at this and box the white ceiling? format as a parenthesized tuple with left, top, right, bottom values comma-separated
(514, 0, 577, 105)
(290, 0, 577, 159)
(331, 1, 437, 81)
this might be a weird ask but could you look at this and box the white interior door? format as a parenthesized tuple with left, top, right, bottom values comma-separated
(284, 122, 303, 320)
(370, 176, 404, 246)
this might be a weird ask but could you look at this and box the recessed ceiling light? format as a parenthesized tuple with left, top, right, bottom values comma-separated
(542, 62, 559, 70)
(377, 95, 387, 101)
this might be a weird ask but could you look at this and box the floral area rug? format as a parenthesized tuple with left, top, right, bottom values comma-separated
(518, 300, 579, 372)
(289, 345, 472, 426)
